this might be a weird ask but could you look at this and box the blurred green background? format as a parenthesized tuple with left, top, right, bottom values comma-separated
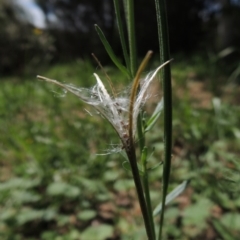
(1, 0, 240, 239)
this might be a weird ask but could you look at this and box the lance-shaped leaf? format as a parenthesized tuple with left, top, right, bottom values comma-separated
(95, 24, 130, 78)
(144, 98, 163, 133)
(153, 180, 189, 216)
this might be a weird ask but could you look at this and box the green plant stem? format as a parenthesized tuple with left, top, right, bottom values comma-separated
(141, 147, 156, 239)
(123, 1, 154, 238)
(154, 0, 172, 239)
(127, 51, 155, 239)
(125, 0, 137, 77)
(126, 146, 155, 240)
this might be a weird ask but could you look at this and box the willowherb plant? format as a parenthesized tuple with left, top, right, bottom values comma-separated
(37, 56, 175, 240)
(37, 0, 188, 239)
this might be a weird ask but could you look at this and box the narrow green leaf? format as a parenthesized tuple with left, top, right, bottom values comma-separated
(124, 0, 137, 77)
(153, 180, 189, 216)
(145, 98, 163, 133)
(94, 24, 130, 78)
(113, 0, 130, 70)
(154, 0, 172, 238)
